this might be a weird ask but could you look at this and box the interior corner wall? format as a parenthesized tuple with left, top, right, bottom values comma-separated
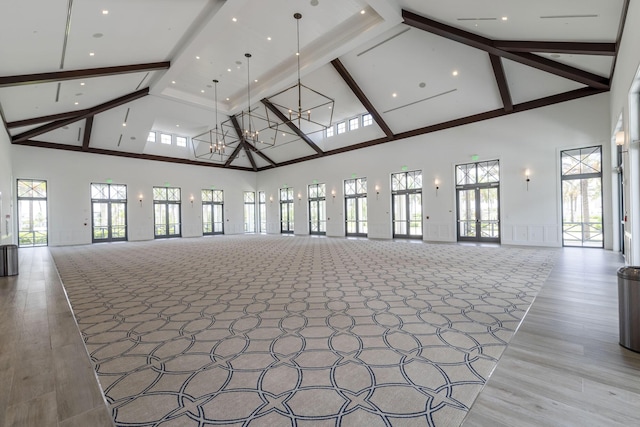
(0, 125, 14, 245)
(610, 1, 640, 264)
(257, 93, 612, 248)
(10, 147, 257, 246)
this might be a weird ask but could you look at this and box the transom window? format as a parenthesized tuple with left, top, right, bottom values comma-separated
(160, 133, 172, 145)
(456, 160, 500, 185)
(326, 126, 334, 138)
(362, 113, 373, 127)
(337, 122, 346, 134)
(176, 136, 187, 147)
(349, 117, 359, 131)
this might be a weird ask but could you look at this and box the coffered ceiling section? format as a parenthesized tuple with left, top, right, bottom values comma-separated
(0, 0, 627, 170)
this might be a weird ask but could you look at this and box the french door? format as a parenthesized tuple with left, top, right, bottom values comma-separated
(309, 183, 326, 235)
(17, 179, 48, 247)
(392, 170, 422, 239)
(91, 183, 127, 243)
(154, 187, 181, 238)
(280, 188, 294, 234)
(456, 161, 500, 243)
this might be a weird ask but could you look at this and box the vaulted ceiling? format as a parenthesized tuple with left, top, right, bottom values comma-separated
(0, 0, 628, 171)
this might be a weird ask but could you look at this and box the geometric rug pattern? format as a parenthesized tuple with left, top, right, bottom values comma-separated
(50, 236, 556, 427)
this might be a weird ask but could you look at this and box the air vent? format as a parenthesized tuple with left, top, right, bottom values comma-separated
(457, 17, 497, 21)
(383, 89, 457, 114)
(357, 28, 410, 57)
(540, 14, 598, 19)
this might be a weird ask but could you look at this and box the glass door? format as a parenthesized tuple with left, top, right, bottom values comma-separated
(308, 183, 326, 235)
(91, 183, 127, 243)
(456, 161, 500, 243)
(17, 179, 48, 247)
(153, 187, 181, 238)
(280, 188, 294, 234)
(392, 171, 422, 239)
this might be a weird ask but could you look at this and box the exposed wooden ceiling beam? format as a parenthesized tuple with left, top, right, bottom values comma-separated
(258, 87, 607, 170)
(82, 117, 93, 151)
(7, 109, 91, 129)
(402, 10, 609, 90)
(493, 41, 616, 56)
(224, 138, 245, 167)
(261, 99, 324, 155)
(12, 88, 149, 143)
(611, 0, 631, 79)
(489, 54, 513, 112)
(14, 139, 254, 171)
(331, 59, 394, 139)
(0, 62, 170, 88)
(242, 141, 258, 171)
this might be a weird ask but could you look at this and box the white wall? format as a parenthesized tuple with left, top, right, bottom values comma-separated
(10, 146, 256, 246)
(0, 125, 13, 245)
(257, 93, 612, 248)
(609, 1, 640, 263)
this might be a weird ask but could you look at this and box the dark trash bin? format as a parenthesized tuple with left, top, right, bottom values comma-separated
(0, 244, 18, 276)
(618, 266, 640, 352)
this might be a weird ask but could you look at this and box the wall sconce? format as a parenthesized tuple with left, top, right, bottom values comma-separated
(616, 131, 625, 146)
(525, 169, 531, 191)
(434, 179, 440, 197)
(190, 195, 194, 206)
(138, 194, 143, 206)
(298, 192, 302, 204)
(269, 195, 273, 203)
(331, 189, 336, 203)
(375, 185, 380, 200)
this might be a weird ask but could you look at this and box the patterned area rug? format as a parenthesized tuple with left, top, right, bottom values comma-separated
(50, 236, 556, 427)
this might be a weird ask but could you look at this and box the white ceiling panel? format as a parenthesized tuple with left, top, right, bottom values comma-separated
(503, 59, 586, 105)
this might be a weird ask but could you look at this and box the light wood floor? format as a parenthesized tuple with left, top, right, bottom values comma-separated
(1, 244, 639, 426)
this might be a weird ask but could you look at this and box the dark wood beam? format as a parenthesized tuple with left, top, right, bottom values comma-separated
(330, 59, 394, 139)
(242, 141, 258, 171)
(402, 10, 609, 90)
(0, 101, 8, 132)
(12, 88, 149, 143)
(259, 87, 606, 170)
(611, 0, 631, 79)
(261, 99, 324, 155)
(493, 41, 616, 56)
(489, 54, 513, 112)
(224, 142, 244, 168)
(82, 116, 93, 151)
(0, 62, 170, 88)
(7, 109, 91, 129)
(13, 139, 253, 171)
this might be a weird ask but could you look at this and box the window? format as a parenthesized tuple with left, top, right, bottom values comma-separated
(91, 183, 127, 242)
(244, 192, 256, 233)
(153, 187, 181, 238)
(147, 131, 156, 143)
(362, 113, 373, 127)
(391, 171, 422, 239)
(176, 136, 187, 147)
(326, 126, 334, 138)
(345, 177, 367, 236)
(202, 189, 224, 235)
(561, 146, 603, 247)
(337, 122, 346, 134)
(349, 117, 359, 131)
(17, 179, 48, 247)
(308, 183, 326, 235)
(280, 188, 295, 234)
(160, 133, 172, 145)
(455, 160, 500, 243)
(259, 191, 267, 233)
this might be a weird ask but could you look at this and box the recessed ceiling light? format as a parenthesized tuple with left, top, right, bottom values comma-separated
(122, 123, 126, 127)
(74, 102, 79, 105)
(176, 124, 180, 127)
(267, 36, 272, 41)
(227, 68, 232, 72)
(80, 82, 85, 86)
(501, 16, 508, 21)
(361, 10, 366, 15)
(419, 82, 426, 88)
(201, 89, 205, 93)
(196, 56, 200, 60)
(89, 52, 95, 56)
(226, 98, 230, 101)
(452, 70, 459, 76)
(392, 93, 397, 97)
(254, 79, 258, 83)
(232, 17, 237, 22)
(171, 80, 176, 84)
(102, 10, 109, 15)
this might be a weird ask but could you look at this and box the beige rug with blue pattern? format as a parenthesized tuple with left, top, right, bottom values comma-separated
(51, 235, 556, 426)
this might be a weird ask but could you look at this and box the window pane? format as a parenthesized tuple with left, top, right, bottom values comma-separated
(153, 187, 166, 200)
(244, 192, 255, 203)
(111, 185, 127, 200)
(147, 132, 156, 143)
(349, 117, 359, 130)
(160, 134, 172, 144)
(392, 173, 406, 191)
(478, 161, 499, 183)
(176, 136, 187, 147)
(562, 146, 602, 175)
(202, 190, 212, 202)
(326, 126, 334, 138)
(337, 122, 346, 134)
(362, 113, 373, 127)
(91, 183, 108, 200)
(212, 190, 223, 202)
(345, 180, 356, 196)
(168, 188, 181, 201)
(356, 178, 367, 194)
(456, 164, 476, 185)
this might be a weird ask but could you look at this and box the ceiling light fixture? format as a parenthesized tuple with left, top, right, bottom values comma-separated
(265, 13, 334, 138)
(192, 79, 230, 161)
